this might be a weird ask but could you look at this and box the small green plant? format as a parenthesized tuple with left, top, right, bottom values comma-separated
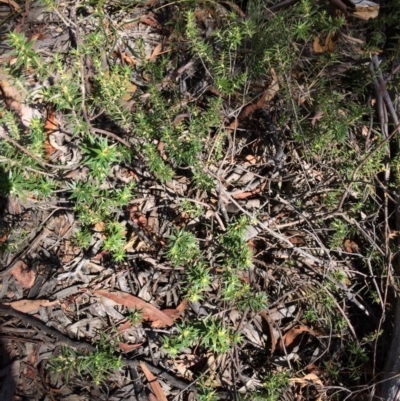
(262, 371, 289, 401)
(218, 216, 253, 270)
(180, 199, 203, 219)
(328, 219, 349, 249)
(49, 334, 122, 385)
(166, 228, 200, 267)
(196, 382, 218, 401)
(304, 307, 319, 324)
(163, 318, 242, 356)
(128, 308, 143, 326)
(241, 371, 289, 401)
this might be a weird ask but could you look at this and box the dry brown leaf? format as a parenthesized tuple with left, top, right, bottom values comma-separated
(260, 311, 277, 355)
(348, 0, 379, 19)
(313, 33, 335, 53)
(140, 361, 168, 401)
(44, 107, 57, 158)
(122, 82, 137, 102)
(94, 290, 174, 327)
(119, 342, 143, 352)
(148, 43, 163, 62)
(5, 299, 59, 313)
(0, 0, 20, 10)
(227, 68, 279, 134)
(11, 261, 35, 289)
(153, 299, 188, 327)
(120, 51, 137, 66)
(118, 320, 132, 333)
(0, 77, 22, 115)
(343, 239, 359, 253)
(232, 187, 262, 200)
(281, 325, 319, 349)
(289, 373, 326, 401)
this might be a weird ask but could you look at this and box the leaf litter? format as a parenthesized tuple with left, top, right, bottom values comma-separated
(0, 0, 397, 400)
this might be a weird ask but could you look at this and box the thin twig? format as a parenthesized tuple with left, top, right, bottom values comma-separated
(0, 128, 79, 171)
(337, 122, 400, 211)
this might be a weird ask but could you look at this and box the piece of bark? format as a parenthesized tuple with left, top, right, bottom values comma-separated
(381, 297, 400, 400)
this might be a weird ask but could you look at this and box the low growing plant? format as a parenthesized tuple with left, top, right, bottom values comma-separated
(49, 334, 122, 385)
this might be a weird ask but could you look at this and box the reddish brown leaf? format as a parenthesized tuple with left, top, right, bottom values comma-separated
(140, 361, 168, 401)
(227, 69, 279, 135)
(344, 239, 359, 253)
(149, 43, 163, 62)
(5, 299, 59, 313)
(44, 107, 57, 158)
(260, 311, 277, 355)
(281, 325, 319, 349)
(94, 290, 174, 327)
(313, 33, 335, 54)
(118, 320, 132, 333)
(11, 261, 35, 288)
(119, 342, 143, 352)
(153, 299, 188, 327)
(0, 78, 22, 115)
(231, 187, 262, 200)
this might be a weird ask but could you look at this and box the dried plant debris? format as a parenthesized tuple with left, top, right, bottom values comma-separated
(0, 0, 399, 400)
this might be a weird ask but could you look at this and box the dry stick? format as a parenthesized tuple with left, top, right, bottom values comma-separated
(0, 304, 189, 391)
(0, 303, 96, 352)
(336, 122, 400, 212)
(91, 127, 131, 149)
(371, 57, 392, 260)
(368, 57, 400, 398)
(217, 183, 329, 266)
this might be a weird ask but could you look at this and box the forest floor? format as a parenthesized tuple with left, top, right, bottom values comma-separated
(0, 0, 400, 400)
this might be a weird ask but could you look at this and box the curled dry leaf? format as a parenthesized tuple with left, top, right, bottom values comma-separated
(11, 261, 35, 289)
(5, 299, 59, 313)
(227, 68, 279, 134)
(153, 299, 188, 327)
(148, 43, 163, 62)
(289, 373, 326, 401)
(280, 325, 320, 350)
(313, 33, 335, 53)
(119, 342, 143, 352)
(140, 361, 168, 401)
(44, 107, 57, 158)
(260, 311, 277, 355)
(344, 239, 359, 253)
(348, 0, 379, 20)
(0, 75, 22, 115)
(94, 290, 174, 327)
